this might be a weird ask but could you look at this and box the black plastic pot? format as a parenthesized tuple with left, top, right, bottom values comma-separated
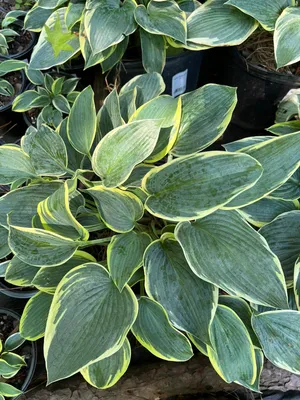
(0, 64, 27, 142)
(219, 47, 300, 131)
(7, 20, 37, 61)
(0, 308, 37, 398)
(0, 279, 37, 299)
(115, 50, 204, 96)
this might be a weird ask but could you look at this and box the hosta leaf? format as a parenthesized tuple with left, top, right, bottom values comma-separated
(76, 213, 106, 233)
(0, 226, 10, 259)
(45, 263, 138, 383)
(0, 146, 35, 184)
(132, 297, 193, 361)
(224, 132, 300, 208)
(252, 311, 300, 374)
(130, 96, 181, 162)
(172, 84, 237, 156)
(0, 182, 62, 228)
(85, 0, 136, 54)
(97, 89, 123, 138)
(207, 306, 256, 387)
(128, 268, 144, 287)
(140, 29, 165, 74)
(218, 295, 260, 347)
(108, 232, 151, 291)
(92, 120, 160, 188)
(143, 152, 262, 221)
(100, 38, 128, 73)
(122, 164, 155, 189)
(275, 7, 300, 68)
(5, 257, 38, 287)
(0, 261, 8, 277)
(226, 0, 294, 31)
(223, 136, 274, 152)
(29, 8, 80, 70)
(187, 0, 258, 46)
(259, 211, 300, 286)
(4, 333, 25, 352)
(67, 86, 96, 156)
(65, 2, 85, 29)
(0, 383, 22, 397)
(38, 0, 67, 9)
(271, 169, 300, 201)
(12, 90, 41, 112)
(22, 125, 68, 176)
(9, 226, 79, 267)
(53, 94, 71, 114)
(20, 292, 53, 340)
(119, 88, 137, 122)
(119, 73, 165, 108)
(80, 338, 131, 389)
(0, 360, 19, 376)
(175, 210, 288, 309)
(144, 236, 218, 344)
(38, 182, 89, 241)
(188, 334, 208, 356)
(267, 120, 300, 136)
(86, 187, 144, 233)
(0, 60, 27, 77)
(32, 251, 96, 294)
(58, 118, 84, 172)
(294, 257, 300, 309)
(238, 197, 299, 228)
(135, 0, 186, 44)
(1, 353, 26, 367)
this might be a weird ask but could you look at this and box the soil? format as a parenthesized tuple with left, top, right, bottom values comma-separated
(0, 311, 34, 390)
(8, 25, 33, 56)
(25, 108, 40, 127)
(0, 0, 15, 14)
(239, 30, 300, 75)
(0, 70, 22, 108)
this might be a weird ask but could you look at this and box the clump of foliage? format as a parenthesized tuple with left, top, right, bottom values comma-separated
(0, 10, 26, 55)
(23, 0, 300, 73)
(12, 70, 80, 128)
(0, 73, 299, 392)
(0, 332, 26, 399)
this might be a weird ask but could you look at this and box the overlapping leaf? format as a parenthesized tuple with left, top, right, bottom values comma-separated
(45, 263, 138, 383)
(175, 210, 288, 308)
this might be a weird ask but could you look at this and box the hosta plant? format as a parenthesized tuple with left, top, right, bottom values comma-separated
(0, 73, 300, 391)
(23, 0, 300, 72)
(0, 10, 26, 56)
(12, 70, 80, 128)
(0, 332, 26, 399)
(24, 0, 218, 73)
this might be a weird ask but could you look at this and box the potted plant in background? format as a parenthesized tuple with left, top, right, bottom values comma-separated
(0, 73, 299, 393)
(24, 0, 211, 96)
(0, 308, 37, 398)
(198, 0, 300, 131)
(0, 10, 36, 60)
(12, 70, 80, 128)
(0, 59, 27, 143)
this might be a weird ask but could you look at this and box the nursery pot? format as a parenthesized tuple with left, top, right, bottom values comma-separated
(0, 63, 27, 142)
(7, 20, 37, 61)
(219, 47, 300, 131)
(114, 50, 204, 96)
(0, 308, 37, 398)
(0, 279, 37, 299)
